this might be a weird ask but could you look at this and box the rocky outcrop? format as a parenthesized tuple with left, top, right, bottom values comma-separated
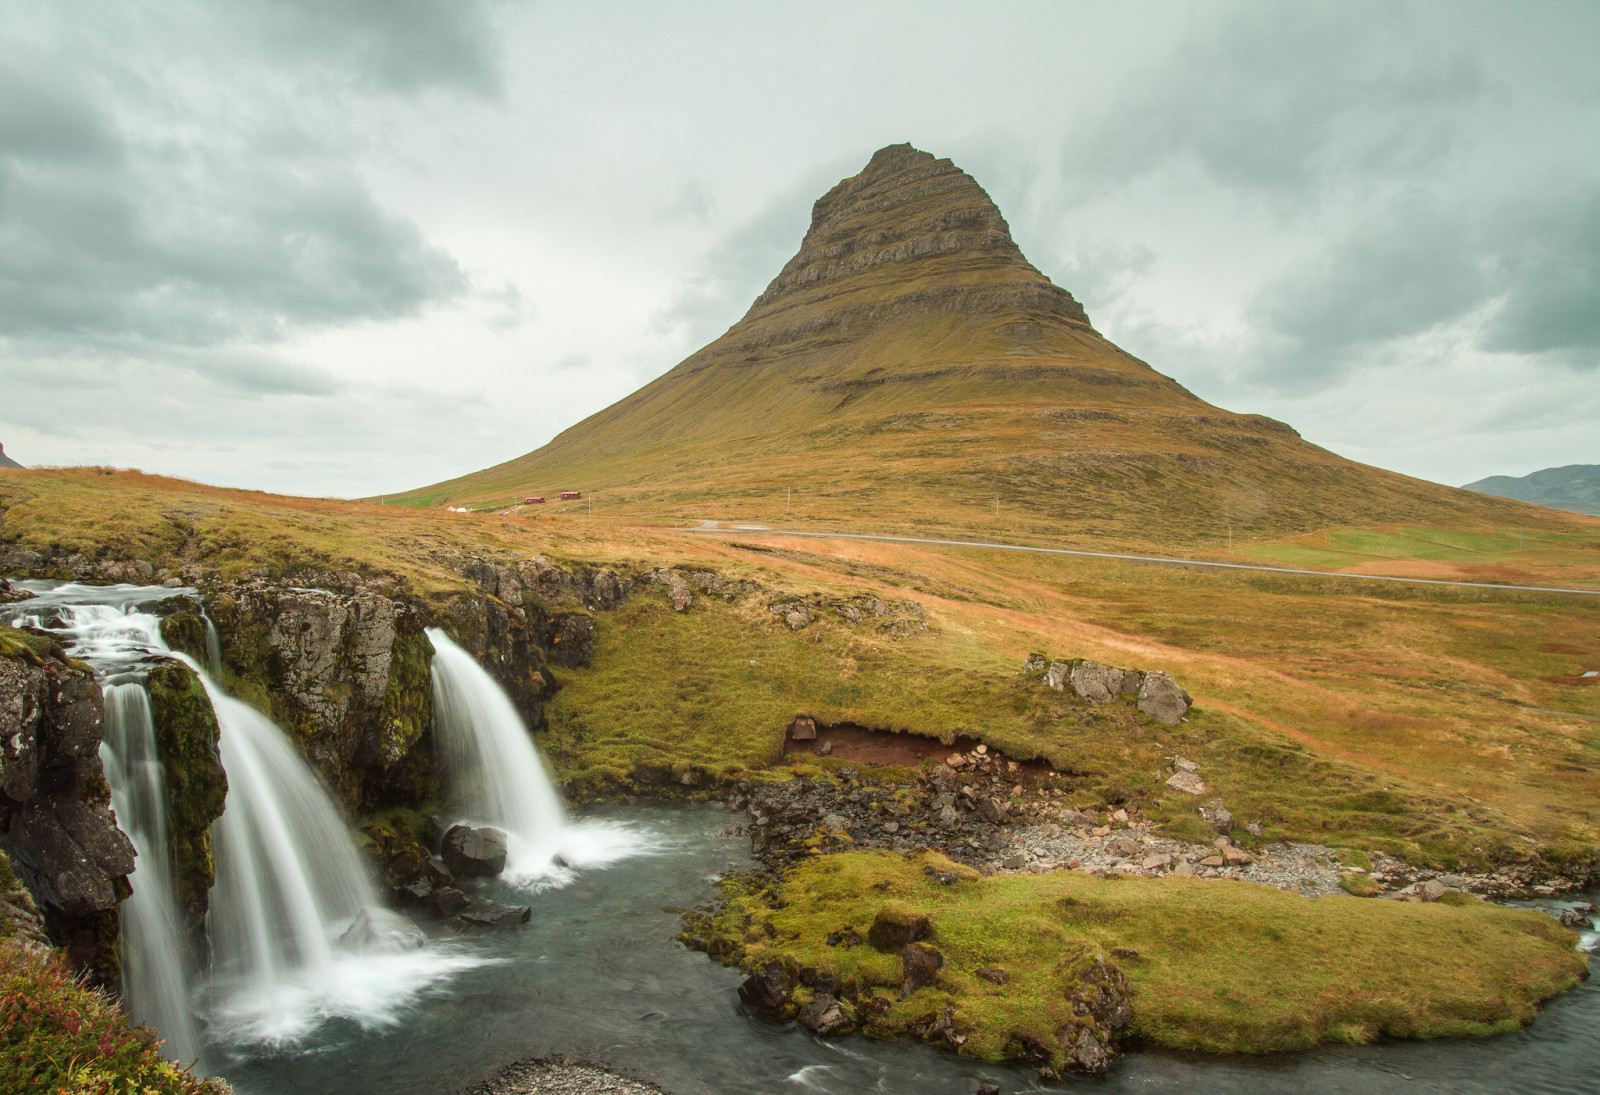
(1029, 655, 1191, 725)
(145, 661, 227, 935)
(441, 823, 507, 877)
(1136, 671, 1192, 725)
(0, 630, 132, 985)
(1070, 661, 1142, 704)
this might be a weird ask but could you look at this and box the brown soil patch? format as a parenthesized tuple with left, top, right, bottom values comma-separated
(782, 721, 1054, 779)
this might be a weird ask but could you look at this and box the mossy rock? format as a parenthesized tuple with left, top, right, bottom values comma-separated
(146, 661, 226, 935)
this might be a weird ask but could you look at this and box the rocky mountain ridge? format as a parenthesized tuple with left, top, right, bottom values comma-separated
(1465, 463, 1600, 516)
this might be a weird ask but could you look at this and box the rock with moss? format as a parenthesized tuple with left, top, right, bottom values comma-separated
(145, 660, 227, 934)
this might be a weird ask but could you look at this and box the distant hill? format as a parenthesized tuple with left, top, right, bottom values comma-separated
(394, 144, 1570, 548)
(0, 444, 23, 470)
(1464, 465, 1600, 516)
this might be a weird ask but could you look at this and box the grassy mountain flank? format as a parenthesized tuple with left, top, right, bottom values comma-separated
(390, 144, 1573, 550)
(1466, 464, 1600, 516)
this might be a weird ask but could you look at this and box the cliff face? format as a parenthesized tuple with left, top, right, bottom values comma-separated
(0, 630, 132, 985)
(157, 557, 628, 815)
(144, 662, 226, 937)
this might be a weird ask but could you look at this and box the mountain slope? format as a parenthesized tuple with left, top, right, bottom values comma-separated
(0, 444, 23, 470)
(1465, 465, 1600, 516)
(397, 144, 1573, 548)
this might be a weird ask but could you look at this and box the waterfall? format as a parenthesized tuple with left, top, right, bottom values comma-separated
(426, 628, 567, 879)
(100, 682, 203, 1067)
(425, 628, 655, 886)
(5, 582, 479, 1053)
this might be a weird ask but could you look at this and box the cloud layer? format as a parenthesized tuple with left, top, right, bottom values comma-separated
(0, 0, 1594, 495)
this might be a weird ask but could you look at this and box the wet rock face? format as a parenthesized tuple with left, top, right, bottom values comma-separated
(145, 661, 227, 935)
(0, 633, 132, 985)
(441, 823, 507, 877)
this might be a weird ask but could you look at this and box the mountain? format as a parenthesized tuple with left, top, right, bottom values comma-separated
(1464, 465, 1600, 516)
(396, 144, 1559, 547)
(0, 443, 23, 470)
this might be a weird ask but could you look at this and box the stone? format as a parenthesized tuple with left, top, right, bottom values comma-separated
(1023, 653, 1048, 673)
(819, 812, 852, 833)
(946, 753, 966, 768)
(817, 740, 834, 756)
(340, 906, 425, 952)
(1002, 854, 1027, 870)
(899, 942, 945, 992)
(441, 824, 508, 877)
(1069, 661, 1142, 704)
(1173, 757, 1199, 772)
(1044, 662, 1071, 691)
(1172, 859, 1194, 878)
(670, 585, 693, 612)
(785, 610, 810, 630)
(868, 901, 930, 951)
(976, 967, 1009, 985)
(1246, 821, 1264, 837)
(1164, 771, 1206, 796)
(1558, 908, 1595, 929)
(1200, 855, 1225, 868)
(1141, 853, 1172, 870)
(1199, 799, 1235, 834)
(455, 902, 533, 930)
(1108, 837, 1139, 858)
(1222, 846, 1252, 866)
(425, 887, 470, 917)
(1137, 671, 1192, 725)
(1418, 879, 1449, 902)
(1112, 808, 1129, 823)
(977, 796, 1009, 824)
(790, 715, 817, 741)
(799, 993, 851, 1036)
(937, 804, 961, 830)
(1062, 1026, 1114, 1073)
(737, 962, 792, 1009)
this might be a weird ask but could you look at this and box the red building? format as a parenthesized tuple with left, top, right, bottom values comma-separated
(560, 490, 582, 500)
(523, 496, 545, 504)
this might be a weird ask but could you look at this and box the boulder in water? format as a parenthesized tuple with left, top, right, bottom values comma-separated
(442, 823, 508, 876)
(452, 901, 532, 930)
(425, 887, 470, 918)
(340, 906, 425, 952)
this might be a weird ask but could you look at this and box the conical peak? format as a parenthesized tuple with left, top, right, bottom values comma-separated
(749, 144, 1071, 320)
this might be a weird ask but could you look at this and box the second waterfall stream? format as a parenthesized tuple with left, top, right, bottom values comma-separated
(426, 628, 652, 885)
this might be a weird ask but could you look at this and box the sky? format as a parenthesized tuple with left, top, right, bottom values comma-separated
(2, 0, 1596, 499)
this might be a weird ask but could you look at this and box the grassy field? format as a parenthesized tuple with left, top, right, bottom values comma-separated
(4, 467, 1599, 870)
(693, 849, 1586, 1067)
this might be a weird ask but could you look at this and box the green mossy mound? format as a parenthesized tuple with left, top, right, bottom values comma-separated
(692, 850, 1588, 1067)
(146, 661, 226, 934)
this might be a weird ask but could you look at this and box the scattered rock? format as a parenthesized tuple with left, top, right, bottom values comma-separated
(1558, 908, 1595, 929)
(442, 824, 508, 877)
(425, 887, 469, 917)
(454, 901, 532, 930)
(1023, 653, 1047, 673)
(799, 993, 851, 1035)
(1141, 853, 1172, 870)
(1108, 837, 1140, 859)
(1164, 771, 1207, 796)
(1199, 799, 1235, 834)
(899, 942, 945, 993)
(1044, 662, 1071, 691)
(737, 962, 792, 1009)
(818, 740, 834, 756)
(1069, 661, 1142, 704)
(1173, 757, 1199, 772)
(1137, 671, 1192, 725)
(1418, 878, 1449, 902)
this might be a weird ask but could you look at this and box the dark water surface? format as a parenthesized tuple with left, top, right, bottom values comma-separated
(212, 806, 1598, 1095)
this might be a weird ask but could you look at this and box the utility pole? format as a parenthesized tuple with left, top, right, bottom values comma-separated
(787, 488, 791, 514)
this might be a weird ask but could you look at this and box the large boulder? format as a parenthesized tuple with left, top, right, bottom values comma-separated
(899, 942, 945, 993)
(1069, 662, 1142, 704)
(454, 901, 532, 930)
(799, 993, 851, 1035)
(737, 961, 792, 1009)
(442, 823, 508, 876)
(1137, 671, 1192, 725)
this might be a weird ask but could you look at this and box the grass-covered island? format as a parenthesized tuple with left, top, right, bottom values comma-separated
(684, 849, 1587, 1077)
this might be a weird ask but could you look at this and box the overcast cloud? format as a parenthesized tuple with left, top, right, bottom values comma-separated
(0, 0, 1594, 497)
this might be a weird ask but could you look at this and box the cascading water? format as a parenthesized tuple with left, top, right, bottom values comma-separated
(426, 628, 653, 884)
(4, 582, 479, 1056)
(101, 681, 204, 1066)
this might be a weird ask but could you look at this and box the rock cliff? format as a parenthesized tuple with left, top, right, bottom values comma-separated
(0, 629, 132, 985)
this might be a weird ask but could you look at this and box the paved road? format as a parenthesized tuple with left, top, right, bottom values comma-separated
(683, 524, 1600, 597)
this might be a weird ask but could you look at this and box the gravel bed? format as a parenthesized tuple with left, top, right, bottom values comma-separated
(459, 1058, 667, 1095)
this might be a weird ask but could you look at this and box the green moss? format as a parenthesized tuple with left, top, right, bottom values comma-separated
(695, 850, 1587, 1062)
(146, 661, 227, 935)
(159, 610, 210, 665)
